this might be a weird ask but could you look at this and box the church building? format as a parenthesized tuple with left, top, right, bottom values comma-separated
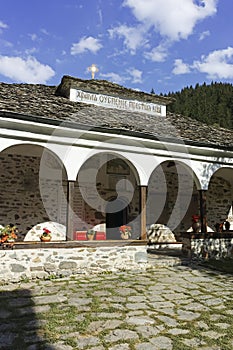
(0, 75, 232, 281)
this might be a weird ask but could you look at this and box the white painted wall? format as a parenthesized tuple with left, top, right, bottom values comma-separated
(0, 118, 233, 190)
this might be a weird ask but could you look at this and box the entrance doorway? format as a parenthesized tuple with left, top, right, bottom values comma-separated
(106, 198, 128, 239)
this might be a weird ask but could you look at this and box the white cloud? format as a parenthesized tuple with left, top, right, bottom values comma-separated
(108, 25, 146, 54)
(144, 43, 168, 62)
(193, 47, 233, 79)
(0, 55, 55, 83)
(29, 33, 38, 41)
(98, 8, 103, 26)
(172, 47, 233, 79)
(0, 39, 13, 48)
(100, 69, 142, 85)
(172, 59, 191, 74)
(123, 0, 217, 41)
(41, 28, 49, 36)
(199, 30, 210, 41)
(0, 20, 8, 29)
(25, 47, 37, 55)
(127, 68, 143, 83)
(99, 72, 125, 85)
(108, 1, 217, 58)
(0, 20, 8, 34)
(71, 36, 103, 55)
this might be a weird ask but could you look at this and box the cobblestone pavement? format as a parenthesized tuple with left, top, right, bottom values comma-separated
(0, 265, 232, 350)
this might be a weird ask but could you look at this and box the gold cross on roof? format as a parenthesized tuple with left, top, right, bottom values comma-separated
(88, 64, 99, 79)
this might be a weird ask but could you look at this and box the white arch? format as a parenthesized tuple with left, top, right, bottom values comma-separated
(0, 139, 207, 190)
(192, 161, 233, 190)
(0, 139, 25, 153)
(75, 149, 141, 183)
(209, 165, 233, 189)
(0, 140, 68, 178)
(62, 146, 204, 187)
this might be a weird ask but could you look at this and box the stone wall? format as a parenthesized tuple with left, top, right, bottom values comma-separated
(0, 245, 148, 283)
(207, 176, 232, 229)
(181, 233, 233, 260)
(0, 153, 67, 238)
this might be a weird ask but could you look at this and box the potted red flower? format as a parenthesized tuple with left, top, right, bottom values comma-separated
(192, 215, 201, 233)
(0, 224, 18, 244)
(40, 228, 52, 242)
(119, 225, 132, 240)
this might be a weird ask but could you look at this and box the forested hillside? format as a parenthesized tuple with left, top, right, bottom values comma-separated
(161, 82, 233, 130)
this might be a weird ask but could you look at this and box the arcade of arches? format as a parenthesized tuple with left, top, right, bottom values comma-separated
(0, 144, 232, 242)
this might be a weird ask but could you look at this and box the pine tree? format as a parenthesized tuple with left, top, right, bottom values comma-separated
(164, 82, 233, 130)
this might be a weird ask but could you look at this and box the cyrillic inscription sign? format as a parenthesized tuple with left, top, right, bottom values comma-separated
(70, 88, 166, 116)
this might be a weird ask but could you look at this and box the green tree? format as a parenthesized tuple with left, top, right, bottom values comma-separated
(163, 82, 233, 130)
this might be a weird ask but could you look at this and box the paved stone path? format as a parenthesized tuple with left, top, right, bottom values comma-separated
(0, 265, 232, 349)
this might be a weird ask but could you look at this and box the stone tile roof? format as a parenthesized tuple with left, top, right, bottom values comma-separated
(0, 76, 232, 149)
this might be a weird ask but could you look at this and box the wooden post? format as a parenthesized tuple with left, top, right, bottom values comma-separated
(66, 181, 75, 241)
(199, 189, 207, 234)
(140, 186, 147, 241)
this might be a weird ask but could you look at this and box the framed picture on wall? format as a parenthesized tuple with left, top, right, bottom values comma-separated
(107, 158, 130, 175)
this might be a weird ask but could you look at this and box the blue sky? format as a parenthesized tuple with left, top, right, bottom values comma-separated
(0, 0, 232, 94)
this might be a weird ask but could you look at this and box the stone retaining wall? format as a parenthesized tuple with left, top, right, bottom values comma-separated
(181, 233, 233, 260)
(0, 245, 148, 283)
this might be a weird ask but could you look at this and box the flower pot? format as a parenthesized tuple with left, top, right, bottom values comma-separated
(119, 226, 132, 240)
(40, 236, 51, 242)
(121, 233, 129, 240)
(192, 221, 201, 233)
(87, 234, 94, 240)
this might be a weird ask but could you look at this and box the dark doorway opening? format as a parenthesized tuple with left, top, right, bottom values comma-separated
(106, 198, 128, 239)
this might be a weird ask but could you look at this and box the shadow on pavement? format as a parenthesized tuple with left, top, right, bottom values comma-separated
(147, 247, 184, 257)
(0, 288, 54, 350)
(194, 258, 233, 276)
(147, 247, 233, 276)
